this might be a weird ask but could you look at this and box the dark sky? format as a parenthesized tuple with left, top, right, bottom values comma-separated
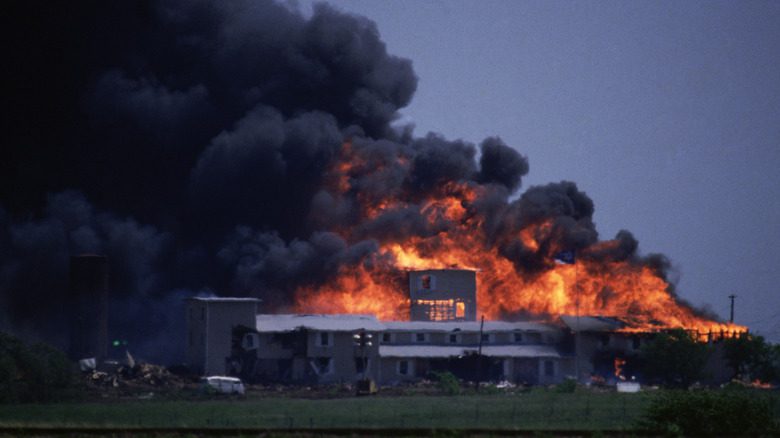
(1, 0, 778, 364)
(298, 0, 780, 340)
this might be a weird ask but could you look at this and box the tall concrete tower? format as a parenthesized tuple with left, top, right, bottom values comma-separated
(409, 269, 477, 321)
(69, 254, 109, 360)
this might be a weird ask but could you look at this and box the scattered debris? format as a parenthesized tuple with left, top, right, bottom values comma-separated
(83, 360, 196, 394)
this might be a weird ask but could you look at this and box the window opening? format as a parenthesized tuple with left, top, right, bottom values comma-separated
(455, 301, 465, 318)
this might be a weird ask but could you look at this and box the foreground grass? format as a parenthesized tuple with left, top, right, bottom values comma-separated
(0, 390, 655, 431)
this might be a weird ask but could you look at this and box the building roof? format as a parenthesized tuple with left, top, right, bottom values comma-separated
(255, 314, 384, 332)
(379, 344, 561, 358)
(409, 268, 477, 273)
(559, 315, 625, 332)
(382, 321, 556, 333)
(187, 297, 262, 303)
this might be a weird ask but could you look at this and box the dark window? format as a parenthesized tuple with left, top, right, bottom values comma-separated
(600, 334, 610, 347)
(632, 336, 641, 349)
(544, 360, 554, 377)
(382, 333, 391, 343)
(415, 333, 426, 342)
(320, 332, 331, 347)
(421, 275, 431, 289)
(514, 332, 523, 343)
(481, 333, 490, 343)
(449, 334, 458, 343)
(200, 307, 206, 321)
(245, 334, 254, 348)
(399, 360, 409, 375)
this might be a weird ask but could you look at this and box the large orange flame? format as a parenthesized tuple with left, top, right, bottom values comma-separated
(295, 142, 746, 336)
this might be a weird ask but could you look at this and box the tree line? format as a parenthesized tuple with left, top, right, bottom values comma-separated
(0, 332, 80, 403)
(639, 328, 780, 387)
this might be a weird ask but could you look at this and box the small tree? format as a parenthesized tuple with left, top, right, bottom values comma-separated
(723, 334, 778, 382)
(639, 328, 710, 388)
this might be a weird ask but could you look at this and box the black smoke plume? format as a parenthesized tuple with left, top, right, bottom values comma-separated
(1, 0, 696, 363)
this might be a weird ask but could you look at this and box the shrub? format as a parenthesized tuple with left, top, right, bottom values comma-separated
(555, 377, 577, 393)
(637, 389, 777, 435)
(431, 371, 461, 395)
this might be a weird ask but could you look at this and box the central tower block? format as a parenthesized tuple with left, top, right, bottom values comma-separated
(408, 269, 476, 321)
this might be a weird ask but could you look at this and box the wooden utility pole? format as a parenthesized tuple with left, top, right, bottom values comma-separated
(575, 259, 580, 383)
(476, 315, 485, 391)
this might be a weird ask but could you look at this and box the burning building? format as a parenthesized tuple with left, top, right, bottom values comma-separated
(220, 310, 569, 385)
(193, 260, 747, 386)
(409, 269, 476, 322)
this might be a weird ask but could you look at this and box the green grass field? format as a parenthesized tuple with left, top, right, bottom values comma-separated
(0, 390, 652, 431)
(1, 389, 778, 432)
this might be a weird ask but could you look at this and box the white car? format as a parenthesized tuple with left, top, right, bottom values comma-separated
(201, 376, 245, 395)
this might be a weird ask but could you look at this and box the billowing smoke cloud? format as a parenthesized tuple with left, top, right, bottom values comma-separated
(1, 0, 697, 363)
(218, 228, 378, 310)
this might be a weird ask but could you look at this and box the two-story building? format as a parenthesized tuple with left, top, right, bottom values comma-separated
(211, 308, 573, 385)
(229, 314, 383, 384)
(379, 321, 571, 385)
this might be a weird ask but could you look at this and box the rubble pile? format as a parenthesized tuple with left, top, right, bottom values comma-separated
(83, 360, 198, 393)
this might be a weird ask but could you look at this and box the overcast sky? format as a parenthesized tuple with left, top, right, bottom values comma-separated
(298, 0, 780, 340)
